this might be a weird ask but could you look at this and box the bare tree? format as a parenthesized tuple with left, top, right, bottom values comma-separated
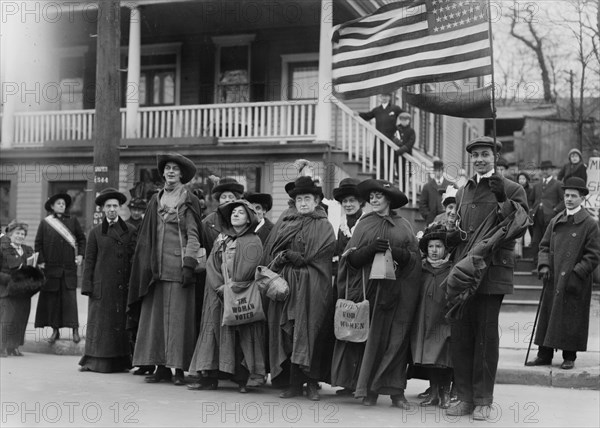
(506, 1, 555, 102)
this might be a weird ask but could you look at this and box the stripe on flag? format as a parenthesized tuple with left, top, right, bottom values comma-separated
(332, 0, 492, 99)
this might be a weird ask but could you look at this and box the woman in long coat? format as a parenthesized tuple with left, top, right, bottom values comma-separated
(127, 153, 203, 386)
(262, 176, 336, 401)
(79, 189, 137, 373)
(188, 200, 265, 392)
(337, 179, 421, 407)
(411, 225, 453, 408)
(35, 193, 86, 344)
(0, 221, 43, 357)
(244, 192, 274, 244)
(531, 178, 600, 368)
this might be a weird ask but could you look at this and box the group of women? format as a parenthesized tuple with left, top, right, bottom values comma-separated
(1, 152, 459, 410)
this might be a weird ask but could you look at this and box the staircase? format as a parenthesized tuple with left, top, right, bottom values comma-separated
(504, 245, 542, 310)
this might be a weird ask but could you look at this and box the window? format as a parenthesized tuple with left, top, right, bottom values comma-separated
(137, 163, 262, 214)
(59, 53, 85, 110)
(281, 53, 319, 101)
(0, 181, 13, 229)
(48, 181, 88, 231)
(212, 35, 255, 104)
(287, 62, 318, 100)
(122, 44, 181, 107)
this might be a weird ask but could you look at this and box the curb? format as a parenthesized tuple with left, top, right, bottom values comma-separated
(20, 338, 600, 391)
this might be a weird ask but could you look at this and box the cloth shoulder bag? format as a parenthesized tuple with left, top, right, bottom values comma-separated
(254, 253, 289, 301)
(221, 244, 266, 326)
(334, 269, 370, 343)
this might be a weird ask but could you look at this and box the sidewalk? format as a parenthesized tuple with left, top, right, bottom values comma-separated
(20, 292, 600, 390)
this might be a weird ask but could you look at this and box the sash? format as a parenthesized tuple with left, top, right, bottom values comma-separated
(44, 215, 77, 252)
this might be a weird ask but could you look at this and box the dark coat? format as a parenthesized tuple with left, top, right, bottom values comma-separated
(262, 206, 336, 381)
(531, 177, 565, 222)
(535, 209, 600, 351)
(334, 211, 421, 398)
(189, 207, 265, 377)
(82, 218, 136, 359)
(0, 241, 35, 348)
(359, 104, 403, 140)
(419, 178, 452, 225)
(411, 260, 452, 367)
(255, 218, 274, 245)
(454, 175, 529, 294)
(34, 214, 86, 290)
(557, 161, 587, 183)
(393, 125, 416, 155)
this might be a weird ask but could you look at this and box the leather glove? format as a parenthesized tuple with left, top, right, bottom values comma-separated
(538, 266, 550, 282)
(488, 173, 506, 202)
(182, 266, 195, 288)
(285, 251, 306, 267)
(371, 238, 390, 253)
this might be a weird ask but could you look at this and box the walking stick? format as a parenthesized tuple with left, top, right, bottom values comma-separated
(524, 277, 546, 366)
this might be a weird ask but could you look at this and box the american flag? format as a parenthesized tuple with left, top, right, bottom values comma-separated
(332, 0, 492, 99)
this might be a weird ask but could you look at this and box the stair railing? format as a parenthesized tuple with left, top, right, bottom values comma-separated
(331, 96, 433, 206)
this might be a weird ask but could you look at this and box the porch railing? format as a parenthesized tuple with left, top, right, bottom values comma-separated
(331, 96, 433, 206)
(8, 101, 317, 146)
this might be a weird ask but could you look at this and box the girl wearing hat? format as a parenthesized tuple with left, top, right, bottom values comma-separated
(334, 179, 421, 407)
(262, 176, 336, 401)
(0, 221, 44, 357)
(34, 193, 86, 344)
(558, 148, 587, 183)
(188, 200, 265, 393)
(127, 153, 203, 386)
(79, 189, 137, 373)
(411, 225, 454, 409)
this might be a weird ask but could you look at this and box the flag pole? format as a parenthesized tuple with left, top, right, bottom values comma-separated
(486, 0, 498, 168)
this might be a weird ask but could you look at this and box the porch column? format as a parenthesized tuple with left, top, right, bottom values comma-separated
(125, 6, 141, 138)
(315, 0, 333, 144)
(1, 15, 17, 148)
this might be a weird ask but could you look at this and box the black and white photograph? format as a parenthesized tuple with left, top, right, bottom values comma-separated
(1, 0, 599, 426)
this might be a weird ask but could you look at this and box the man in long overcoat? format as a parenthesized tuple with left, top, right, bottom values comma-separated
(419, 160, 452, 226)
(527, 178, 600, 370)
(79, 188, 137, 373)
(447, 137, 528, 421)
(530, 160, 564, 265)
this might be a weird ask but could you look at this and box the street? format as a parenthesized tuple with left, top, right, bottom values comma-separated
(1, 354, 598, 428)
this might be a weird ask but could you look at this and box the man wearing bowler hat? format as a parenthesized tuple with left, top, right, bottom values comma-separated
(530, 160, 564, 267)
(446, 137, 528, 420)
(79, 188, 137, 373)
(419, 159, 452, 226)
(527, 177, 600, 370)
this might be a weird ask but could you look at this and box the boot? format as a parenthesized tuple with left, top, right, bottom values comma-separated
(9, 348, 24, 357)
(362, 393, 378, 406)
(420, 383, 439, 406)
(391, 391, 410, 409)
(306, 381, 320, 401)
(173, 369, 185, 386)
(48, 328, 60, 344)
(72, 328, 81, 344)
(438, 385, 451, 409)
(279, 385, 303, 399)
(449, 384, 459, 404)
(145, 365, 172, 383)
(187, 377, 218, 390)
(133, 366, 155, 376)
(417, 386, 431, 399)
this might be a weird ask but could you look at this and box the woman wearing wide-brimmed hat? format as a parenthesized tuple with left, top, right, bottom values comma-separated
(262, 176, 336, 401)
(127, 152, 203, 386)
(188, 200, 265, 393)
(34, 192, 86, 344)
(0, 220, 44, 357)
(244, 192, 274, 244)
(79, 189, 136, 373)
(334, 179, 421, 408)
